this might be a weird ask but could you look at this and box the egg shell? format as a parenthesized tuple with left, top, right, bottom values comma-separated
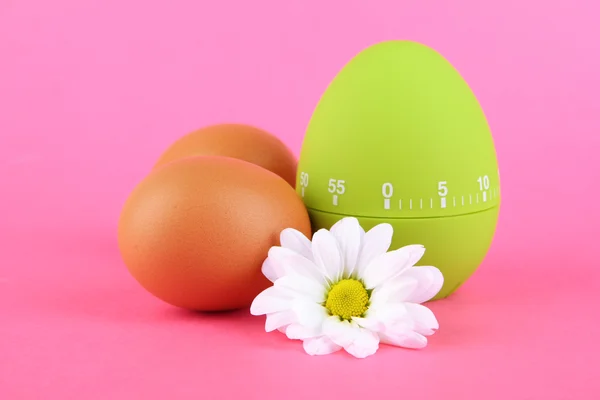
(118, 155, 312, 311)
(296, 40, 501, 299)
(154, 123, 298, 187)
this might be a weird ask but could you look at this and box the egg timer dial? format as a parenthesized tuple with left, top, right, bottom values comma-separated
(296, 40, 501, 300)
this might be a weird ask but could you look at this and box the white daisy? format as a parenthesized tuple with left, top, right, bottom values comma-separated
(250, 217, 444, 358)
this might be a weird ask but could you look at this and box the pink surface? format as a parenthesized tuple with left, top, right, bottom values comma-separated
(1, 0, 599, 398)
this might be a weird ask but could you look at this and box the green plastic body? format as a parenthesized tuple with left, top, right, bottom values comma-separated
(296, 40, 501, 299)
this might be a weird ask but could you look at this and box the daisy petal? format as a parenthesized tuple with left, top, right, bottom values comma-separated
(352, 315, 386, 332)
(250, 286, 293, 315)
(345, 330, 379, 358)
(285, 323, 321, 340)
(303, 336, 343, 356)
(311, 229, 343, 282)
(322, 316, 355, 347)
(329, 217, 346, 235)
(280, 228, 313, 261)
(402, 244, 427, 268)
(330, 217, 362, 278)
(363, 302, 410, 331)
(274, 275, 326, 303)
(379, 330, 428, 349)
(267, 246, 327, 285)
(265, 310, 297, 332)
(355, 223, 393, 277)
(362, 247, 413, 289)
(261, 257, 282, 283)
(292, 298, 329, 331)
(323, 317, 379, 358)
(402, 266, 444, 303)
(370, 276, 419, 307)
(404, 303, 439, 336)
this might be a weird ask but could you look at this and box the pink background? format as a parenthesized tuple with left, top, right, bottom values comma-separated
(1, 0, 599, 398)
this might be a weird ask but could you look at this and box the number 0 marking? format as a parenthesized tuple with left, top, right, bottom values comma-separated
(382, 183, 393, 197)
(382, 183, 393, 210)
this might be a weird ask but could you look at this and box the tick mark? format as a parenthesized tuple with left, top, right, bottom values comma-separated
(453, 196, 456, 207)
(469, 194, 472, 204)
(410, 199, 413, 209)
(384, 199, 390, 209)
(461, 195, 464, 206)
(333, 195, 338, 206)
(301, 187, 305, 197)
(399, 199, 402, 210)
(420, 198, 423, 209)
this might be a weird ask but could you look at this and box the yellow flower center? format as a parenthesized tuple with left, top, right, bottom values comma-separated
(325, 279, 370, 320)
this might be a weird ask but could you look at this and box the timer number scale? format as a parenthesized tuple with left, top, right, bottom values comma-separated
(298, 171, 499, 210)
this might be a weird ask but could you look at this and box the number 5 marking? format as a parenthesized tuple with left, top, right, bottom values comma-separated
(438, 181, 448, 208)
(438, 181, 448, 196)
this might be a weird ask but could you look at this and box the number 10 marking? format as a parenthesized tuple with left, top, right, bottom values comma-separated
(477, 175, 490, 190)
(477, 175, 490, 202)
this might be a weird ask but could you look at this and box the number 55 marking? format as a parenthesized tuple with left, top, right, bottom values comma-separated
(328, 179, 345, 194)
(329, 179, 345, 206)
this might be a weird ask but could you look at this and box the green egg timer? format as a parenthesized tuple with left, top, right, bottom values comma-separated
(296, 40, 501, 300)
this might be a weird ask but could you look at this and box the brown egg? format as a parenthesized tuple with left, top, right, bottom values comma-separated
(117, 155, 312, 311)
(154, 123, 298, 187)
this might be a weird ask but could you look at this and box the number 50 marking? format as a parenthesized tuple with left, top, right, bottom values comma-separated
(299, 172, 309, 187)
(299, 172, 309, 197)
